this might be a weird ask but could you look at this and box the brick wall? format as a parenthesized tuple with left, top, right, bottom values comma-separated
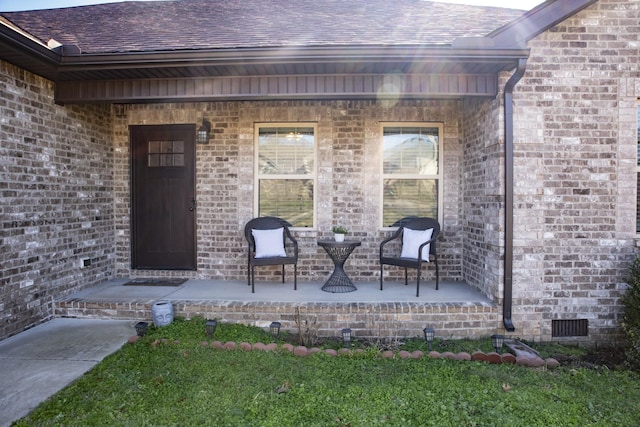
(462, 97, 503, 302)
(114, 100, 465, 285)
(507, 0, 639, 343)
(0, 61, 115, 339)
(4, 0, 640, 345)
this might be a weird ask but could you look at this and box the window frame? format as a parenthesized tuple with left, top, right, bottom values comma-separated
(254, 123, 318, 229)
(379, 122, 444, 229)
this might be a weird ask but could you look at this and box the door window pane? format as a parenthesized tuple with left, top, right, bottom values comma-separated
(148, 140, 185, 167)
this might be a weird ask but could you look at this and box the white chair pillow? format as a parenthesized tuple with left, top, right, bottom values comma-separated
(400, 227, 433, 261)
(252, 227, 287, 258)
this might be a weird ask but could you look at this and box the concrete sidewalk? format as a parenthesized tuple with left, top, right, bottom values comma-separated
(0, 318, 134, 427)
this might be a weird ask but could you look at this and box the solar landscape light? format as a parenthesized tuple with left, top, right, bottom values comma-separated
(342, 328, 352, 348)
(269, 321, 281, 343)
(135, 321, 149, 337)
(491, 334, 505, 353)
(423, 327, 435, 351)
(205, 319, 218, 338)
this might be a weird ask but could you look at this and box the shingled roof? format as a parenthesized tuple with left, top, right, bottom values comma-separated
(0, 0, 598, 103)
(1, 0, 524, 54)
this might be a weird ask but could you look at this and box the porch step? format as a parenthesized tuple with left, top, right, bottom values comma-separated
(55, 297, 500, 340)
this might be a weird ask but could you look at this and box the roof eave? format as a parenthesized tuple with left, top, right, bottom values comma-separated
(489, 0, 599, 48)
(55, 45, 531, 76)
(0, 17, 61, 80)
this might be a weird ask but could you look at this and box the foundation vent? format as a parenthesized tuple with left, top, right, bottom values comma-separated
(552, 319, 588, 337)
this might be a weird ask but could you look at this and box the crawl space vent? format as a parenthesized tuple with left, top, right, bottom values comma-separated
(552, 319, 588, 337)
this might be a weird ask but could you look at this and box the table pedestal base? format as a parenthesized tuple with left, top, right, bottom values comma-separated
(317, 240, 361, 293)
(321, 265, 357, 293)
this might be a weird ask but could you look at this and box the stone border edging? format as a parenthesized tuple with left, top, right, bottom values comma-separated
(128, 336, 560, 369)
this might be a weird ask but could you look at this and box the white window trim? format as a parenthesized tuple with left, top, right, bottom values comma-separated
(254, 123, 318, 230)
(379, 122, 444, 229)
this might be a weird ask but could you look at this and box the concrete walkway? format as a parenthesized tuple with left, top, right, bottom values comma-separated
(0, 318, 134, 427)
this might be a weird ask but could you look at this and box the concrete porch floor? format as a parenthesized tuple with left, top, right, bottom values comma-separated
(55, 279, 500, 340)
(61, 278, 492, 304)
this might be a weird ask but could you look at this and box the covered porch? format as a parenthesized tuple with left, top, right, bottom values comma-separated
(1, 1, 604, 344)
(56, 278, 498, 341)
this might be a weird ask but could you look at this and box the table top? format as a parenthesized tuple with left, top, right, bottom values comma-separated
(317, 239, 362, 248)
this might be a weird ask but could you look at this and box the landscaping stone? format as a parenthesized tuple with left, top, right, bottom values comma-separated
(487, 352, 502, 364)
(545, 358, 560, 369)
(502, 353, 517, 364)
(517, 356, 545, 367)
(137, 337, 572, 370)
(411, 350, 424, 359)
(506, 339, 541, 358)
(294, 346, 309, 356)
(456, 352, 471, 361)
(282, 343, 294, 352)
(471, 351, 489, 362)
(530, 357, 547, 368)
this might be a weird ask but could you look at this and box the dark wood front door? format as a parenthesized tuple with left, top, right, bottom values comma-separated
(130, 124, 196, 270)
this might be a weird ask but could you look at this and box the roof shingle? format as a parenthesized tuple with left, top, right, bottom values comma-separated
(1, 0, 524, 54)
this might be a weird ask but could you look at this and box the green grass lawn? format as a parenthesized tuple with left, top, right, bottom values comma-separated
(14, 318, 640, 427)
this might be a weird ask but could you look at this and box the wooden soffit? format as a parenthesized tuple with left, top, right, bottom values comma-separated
(55, 72, 502, 104)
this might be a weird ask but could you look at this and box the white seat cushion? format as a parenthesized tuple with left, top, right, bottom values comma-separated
(252, 227, 287, 258)
(400, 227, 433, 261)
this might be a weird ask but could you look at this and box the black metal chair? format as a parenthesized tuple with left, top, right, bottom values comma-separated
(379, 217, 440, 297)
(244, 216, 298, 293)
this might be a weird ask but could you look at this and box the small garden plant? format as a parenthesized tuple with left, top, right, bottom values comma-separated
(332, 225, 348, 234)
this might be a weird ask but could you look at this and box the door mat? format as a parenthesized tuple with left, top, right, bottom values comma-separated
(123, 278, 188, 287)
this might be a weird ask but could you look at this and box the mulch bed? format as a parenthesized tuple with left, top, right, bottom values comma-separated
(553, 348, 627, 370)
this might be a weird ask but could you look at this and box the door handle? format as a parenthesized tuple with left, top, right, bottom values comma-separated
(189, 198, 197, 212)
